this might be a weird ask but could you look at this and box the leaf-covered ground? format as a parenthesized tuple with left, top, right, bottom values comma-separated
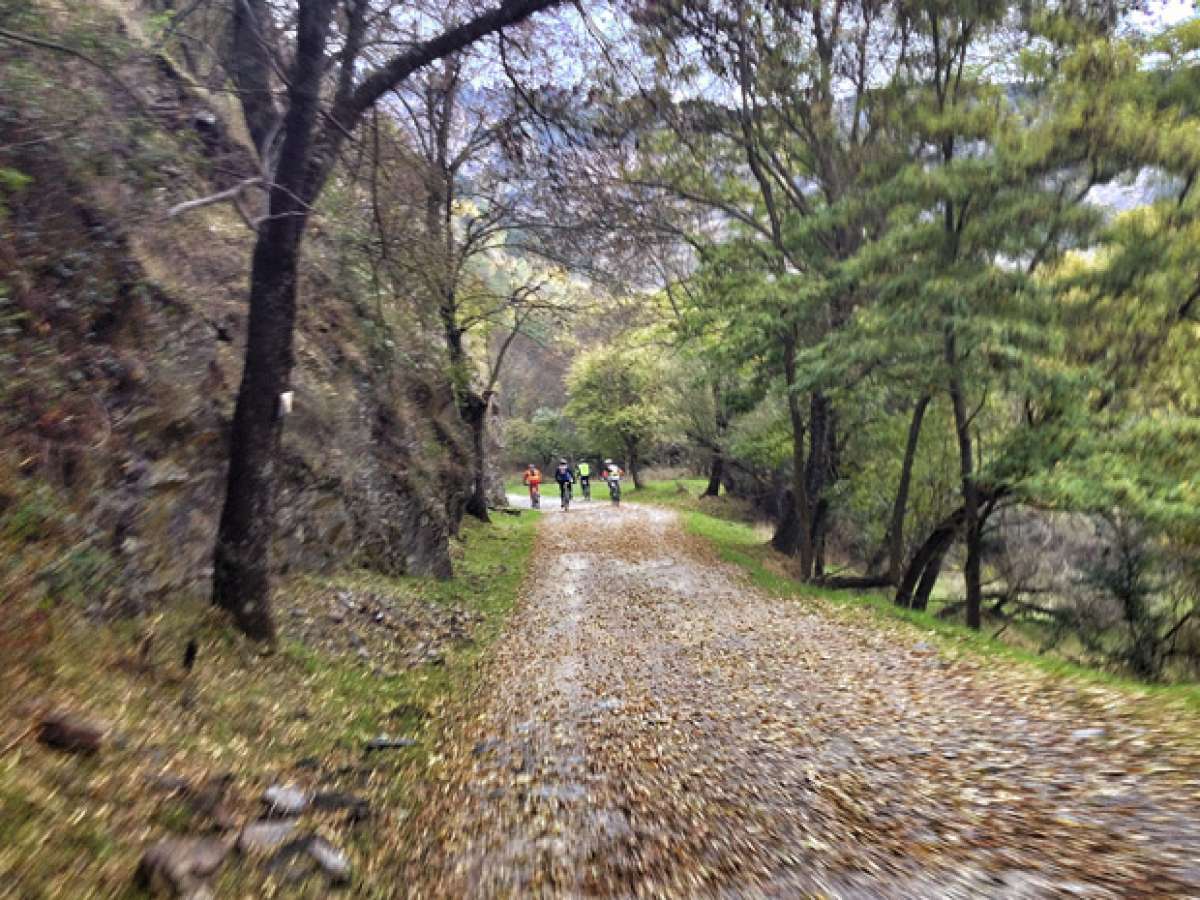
(403, 502, 1200, 897)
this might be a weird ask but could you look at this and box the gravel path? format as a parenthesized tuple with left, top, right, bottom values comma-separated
(403, 503, 1200, 898)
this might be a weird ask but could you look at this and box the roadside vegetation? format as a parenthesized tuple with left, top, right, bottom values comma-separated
(0, 514, 536, 897)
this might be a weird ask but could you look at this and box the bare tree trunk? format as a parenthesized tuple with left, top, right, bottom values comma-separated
(887, 394, 931, 581)
(911, 537, 953, 612)
(626, 440, 644, 490)
(212, 0, 334, 641)
(229, 0, 280, 156)
(812, 497, 829, 578)
(210, 0, 562, 640)
(946, 329, 982, 630)
(703, 452, 723, 497)
(462, 392, 491, 522)
(772, 337, 812, 568)
(804, 392, 833, 579)
(895, 506, 965, 609)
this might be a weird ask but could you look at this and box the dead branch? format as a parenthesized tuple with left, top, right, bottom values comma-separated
(167, 178, 263, 226)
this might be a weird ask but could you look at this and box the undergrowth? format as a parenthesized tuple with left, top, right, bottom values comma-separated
(0, 513, 536, 898)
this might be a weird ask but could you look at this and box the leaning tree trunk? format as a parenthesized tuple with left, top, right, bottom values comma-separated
(895, 505, 965, 610)
(211, 0, 333, 642)
(703, 451, 723, 497)
(887, 394, 931, 582)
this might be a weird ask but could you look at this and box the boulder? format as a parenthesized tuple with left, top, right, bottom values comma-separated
(238, 819, 298, 853)
(306, 836, 351, 884)
(262, 783, 309, 817)
(135, 836, 231, 898)
(37, 710, 107, 754)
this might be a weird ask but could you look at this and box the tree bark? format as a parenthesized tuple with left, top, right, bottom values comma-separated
(895, 505, 965, 610)
(812, 497, 829, 579)
(212, 0, 334, 642)
(227, 0, 280, 158)
(946, 328, 982, 630)
(772, 335, 812, 568)
(911, 536, 953, 612)
(806, 392, 833, 579)
(626, 439, 643, 490)
(703, 451, 723, 497)
(887, 394, 931, 581)
(462, 392, 491, 522)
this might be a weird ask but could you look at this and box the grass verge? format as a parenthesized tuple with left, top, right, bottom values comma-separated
(0, 513, 536, 899)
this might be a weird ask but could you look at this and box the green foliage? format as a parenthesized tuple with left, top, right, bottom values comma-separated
(565, 344, 669, 461)
(621, 0, 1200, 655)
(0, 166, 31, 193)
(837, 398, 959, 561)
(504, 406, 581, 467)
(725, 390, 791, 473)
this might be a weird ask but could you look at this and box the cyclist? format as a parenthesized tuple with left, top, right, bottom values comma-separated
(576, 459, 592, 500)
(602, 458, 624, 505)
(522, 463, 542, 509)
(554, 457, 575, 510)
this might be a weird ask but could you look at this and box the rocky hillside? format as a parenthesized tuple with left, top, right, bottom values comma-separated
(1, 0, 465, 618)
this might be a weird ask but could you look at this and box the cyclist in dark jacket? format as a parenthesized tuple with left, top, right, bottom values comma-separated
(554, 458, 575, 510)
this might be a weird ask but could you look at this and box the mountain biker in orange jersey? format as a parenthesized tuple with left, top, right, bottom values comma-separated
(522, 464, 542, 508)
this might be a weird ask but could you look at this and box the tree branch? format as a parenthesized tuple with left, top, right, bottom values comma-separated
(167, 177, 263, 222)
(336, 0, 564, 133)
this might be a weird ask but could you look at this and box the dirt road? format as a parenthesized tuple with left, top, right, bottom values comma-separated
(403, 502, 1200, 897)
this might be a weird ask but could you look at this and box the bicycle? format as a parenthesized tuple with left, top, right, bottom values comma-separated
(529, 484, 541, 509)
(579, 476, 591, 501)
(560, 480, 572, 511)
(607, 477, 621, 506)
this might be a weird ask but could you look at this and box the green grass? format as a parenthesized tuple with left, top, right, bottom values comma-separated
(0, 513, 538, 899)
(675, 506, 1200, 715)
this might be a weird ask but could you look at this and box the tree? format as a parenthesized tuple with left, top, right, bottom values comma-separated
(819, 1, 1128, 625)
(187, 0, 565, 640)
(627, 0, 940, 578)
(565, 344, 666, 489)
(372, 55, 576, 522)
(506, 406, 580, 470)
